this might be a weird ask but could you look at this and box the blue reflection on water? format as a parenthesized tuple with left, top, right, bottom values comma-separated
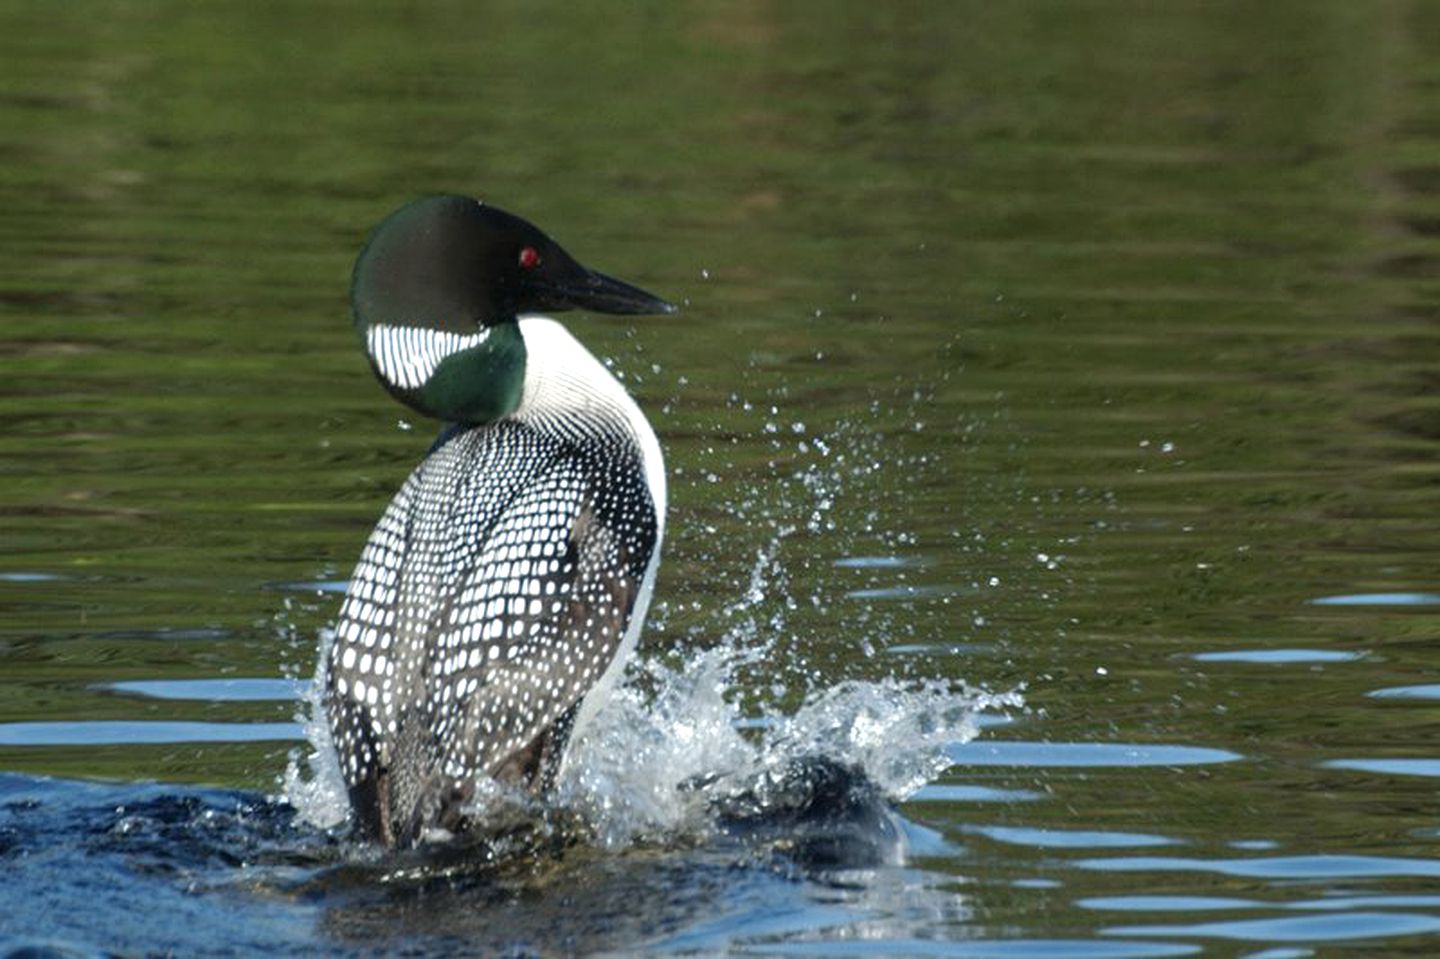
(1189, 649, 1362, 664)
(740, 938, 1200, 957)
(1368, 684, 1440, 701)
(0, 721, 302, 745)
(947, 742, 1242, 767)
(846, 584, 974, 601)
(263, 579, 350, 594)
(970, 825, 1180, 849)
(1081, 893, 1440, 915)
(1076, 855, 1440, 879)
(885, 642, 996, 656)
(1321, 759, 1440, 778)
(0, 571, 67, 583)
(1292, 895, 1440, 910)
(98, 678, 306, 701)
(833, 556, 931, 569)
(651, 903, 856, 954)
(1077, 896, 1261, 912)
(1105, 911, 1440, 943)
(1308, 593, 1440, 606)
(909, 784, 1045, 803)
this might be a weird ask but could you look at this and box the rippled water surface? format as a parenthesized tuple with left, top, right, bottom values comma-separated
(3, 2, 1439, 957)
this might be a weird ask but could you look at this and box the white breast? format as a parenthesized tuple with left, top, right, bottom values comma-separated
(512, 316, 666, 522)
(512, 316, 667, 763)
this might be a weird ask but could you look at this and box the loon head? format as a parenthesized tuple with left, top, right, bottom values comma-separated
(352, 194, 675, 424)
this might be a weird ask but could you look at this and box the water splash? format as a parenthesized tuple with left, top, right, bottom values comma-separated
(562, 647, 1018, 851)
(284, 638, 1019, 851)
(282, 627, 349, 831)
(555, 647, 751, 846)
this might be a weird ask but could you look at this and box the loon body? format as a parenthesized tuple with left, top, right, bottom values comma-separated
(325, 195, 673, 847)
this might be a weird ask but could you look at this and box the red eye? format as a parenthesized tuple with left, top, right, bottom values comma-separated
(518, 246, 541, 270)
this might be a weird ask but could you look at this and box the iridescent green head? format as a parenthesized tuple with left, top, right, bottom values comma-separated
(351, 195, 675, 423)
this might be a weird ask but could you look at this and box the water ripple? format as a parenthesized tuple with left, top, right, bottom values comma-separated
(1083, 893, 1440, 913)
(909, 784, 1045, 803)
(1189, 649, 1362, 664)
(1105, 911, 1440, 943)
(832, 556, 931, 569)
(262, 579, 350, 594)
(0, 721, 302, 746)
(845, 584, 973, 601)
(948, 742, 1242, 768)
(970, 825, 1180, 849)
(1077, 896, 1261, 912)
(1321, 759, 1440, 778)
(0, 571, 67, 583)
(97, 678, 306, 702)
(1367, 684, 1440, 701)
(1308, 592, 1440, 607)
(742, 938, 1200, 957)
(1076, 854, 1440, 879)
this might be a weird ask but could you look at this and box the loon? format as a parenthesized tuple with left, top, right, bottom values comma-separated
(324, 195, 673, 847)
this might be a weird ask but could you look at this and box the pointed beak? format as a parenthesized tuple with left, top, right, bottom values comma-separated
(568, 268, 677, 315)
(521, 247, 677, 317)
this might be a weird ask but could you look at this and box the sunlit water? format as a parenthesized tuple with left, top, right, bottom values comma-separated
(4, 2, 1440, 957)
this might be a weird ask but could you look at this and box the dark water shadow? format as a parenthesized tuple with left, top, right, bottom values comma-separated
(0, 758, 910, 957)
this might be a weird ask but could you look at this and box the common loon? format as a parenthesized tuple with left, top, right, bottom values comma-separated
(325, 195, 673, 847)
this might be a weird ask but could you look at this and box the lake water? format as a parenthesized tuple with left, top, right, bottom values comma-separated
(2, 2, 1439, 957)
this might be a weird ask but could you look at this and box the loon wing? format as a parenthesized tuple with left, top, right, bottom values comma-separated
(324, 422, 658, 846)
